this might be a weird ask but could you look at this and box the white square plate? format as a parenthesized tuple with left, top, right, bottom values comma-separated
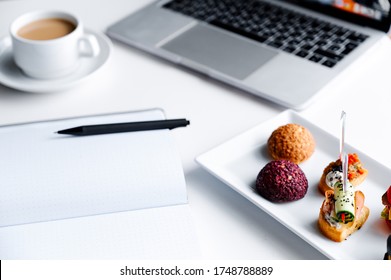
(196, 110, 390, 259)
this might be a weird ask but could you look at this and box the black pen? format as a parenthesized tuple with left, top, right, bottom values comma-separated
(56, 118, 190, 136)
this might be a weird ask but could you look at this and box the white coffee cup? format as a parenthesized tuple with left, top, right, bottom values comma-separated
(2, 10, 100, 79)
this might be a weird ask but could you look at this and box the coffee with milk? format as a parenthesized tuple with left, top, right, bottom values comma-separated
(17, 18, 76, 40)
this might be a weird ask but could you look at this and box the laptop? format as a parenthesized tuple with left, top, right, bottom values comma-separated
(107, 0, 391, 109)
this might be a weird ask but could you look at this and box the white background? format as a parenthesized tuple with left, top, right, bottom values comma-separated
(1, 0, 391, 260)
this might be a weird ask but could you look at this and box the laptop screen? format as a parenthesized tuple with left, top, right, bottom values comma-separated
(285, 0, 391, 32)
(317, 0, 390, 21)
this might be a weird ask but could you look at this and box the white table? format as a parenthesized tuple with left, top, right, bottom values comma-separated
(1, 0, 391, 260)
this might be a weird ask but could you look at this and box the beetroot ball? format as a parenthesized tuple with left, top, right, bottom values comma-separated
(256, 160, 308, 202)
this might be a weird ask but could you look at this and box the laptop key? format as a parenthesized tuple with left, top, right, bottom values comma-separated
(266, 40, 284, 48)
(314, 48, 342, 61)
(347, 32, 369, 43)
(322, 60, 337, 68)
(295, 50, 309, 58)
(309, 54, 323, 63)
(301, 44, 314, 51)
(341, 42, 359, 55)
(282, 45, 296, 53)
(328, 45, 341, 52)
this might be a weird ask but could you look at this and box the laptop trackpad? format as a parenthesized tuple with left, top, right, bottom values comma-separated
(161, 24, 278, 80)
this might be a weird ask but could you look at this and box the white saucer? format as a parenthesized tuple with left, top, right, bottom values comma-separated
(0, 29, 112, 92)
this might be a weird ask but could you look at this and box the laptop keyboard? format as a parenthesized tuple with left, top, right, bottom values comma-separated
(163, 0, 369, 68)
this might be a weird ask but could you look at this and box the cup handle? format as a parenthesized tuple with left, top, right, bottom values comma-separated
(0, 36, 11, 57)
(78, 34, 100, 57)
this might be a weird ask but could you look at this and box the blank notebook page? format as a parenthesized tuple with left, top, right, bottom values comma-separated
(0, 204, 200, 259)
(0, 108, 188, 227)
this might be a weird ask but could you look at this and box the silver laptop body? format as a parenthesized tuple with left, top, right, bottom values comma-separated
(107, 0, 391, 109)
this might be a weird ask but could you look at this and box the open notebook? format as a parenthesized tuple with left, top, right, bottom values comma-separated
(0, 108, 200, 259)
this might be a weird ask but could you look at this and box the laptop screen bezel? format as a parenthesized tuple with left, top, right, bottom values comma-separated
(283, 0, 391, 33)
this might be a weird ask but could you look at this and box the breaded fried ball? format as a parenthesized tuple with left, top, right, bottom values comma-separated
(267, 123, 315, 164)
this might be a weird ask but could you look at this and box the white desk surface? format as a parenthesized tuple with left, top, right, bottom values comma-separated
(1, 0, 391, 260)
